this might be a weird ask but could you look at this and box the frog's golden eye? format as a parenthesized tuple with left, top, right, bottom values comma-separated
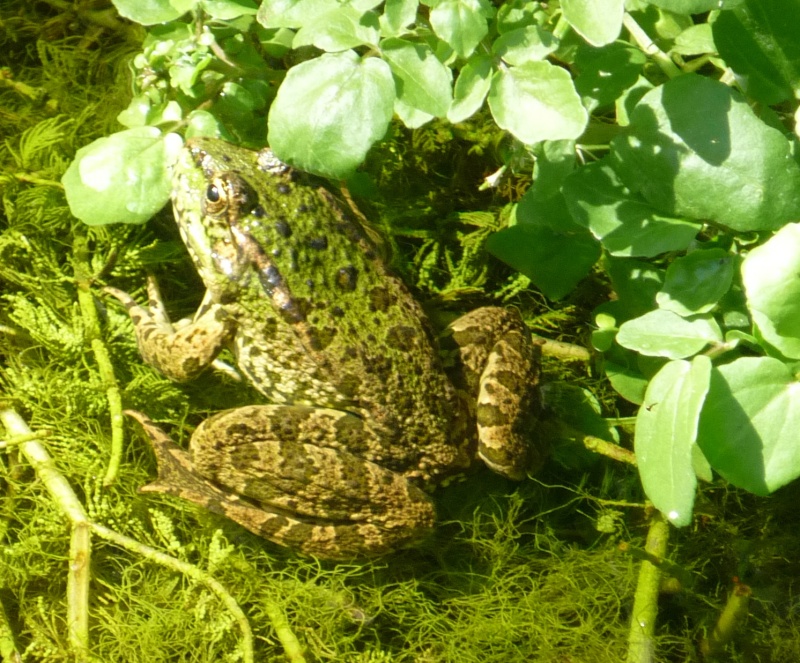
(204, 178, 229, 215)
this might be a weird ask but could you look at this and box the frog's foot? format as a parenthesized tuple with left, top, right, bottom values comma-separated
(127, 408, 435, 559)
(105, 283, 234, 382)
(446, 307, 542, 480)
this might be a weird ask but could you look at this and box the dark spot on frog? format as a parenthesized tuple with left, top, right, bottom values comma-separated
(335, 373, 361, 399)
(275, 218, 292, 237)
(369, 286, 394, 312)
(332, 306, 345, 318)
(308, 325, 337, 351)
(253, 205, 266, 218)
(277, 183, 291, 195)
(386, 326, 417, 351)
(308, 237, 328, 250)
(336, 265, 358, 291)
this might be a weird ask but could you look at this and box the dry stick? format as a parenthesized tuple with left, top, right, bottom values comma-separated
(0, 408, 258, 663)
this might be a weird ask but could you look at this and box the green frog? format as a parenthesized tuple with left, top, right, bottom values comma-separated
(107, 137, 541, 559)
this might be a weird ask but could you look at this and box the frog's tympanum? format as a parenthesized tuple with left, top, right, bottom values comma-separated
(108, 138, 541, 559)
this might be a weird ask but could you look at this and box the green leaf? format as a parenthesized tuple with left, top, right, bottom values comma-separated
(617, 309, 722, 359)
(713, 0, 800, 104)
(671, 23, 716, 56)
(429, 0, 491, 59)
(635, 356, 712, 527)
(561, 0, 623, 47)
(293, 6, 380, 50)
(612, 74, 800, 231)
(491, 26, 558, 66)
(647, 0, 738, 12)
(200, 0, 258, 20)
(63, 129, 183, 226)
(697, 357, 800, 495)
(267, 51, 395, 178)
(604, 255, 665, 320)
(381, 0, 418, 35)
(448, 55, 493, 123)
(381, 38, 453, 118)
(111, 0, 186, 24)
(487, 61, 588, 145)
(487, 202, 600, 300)
(574, 43, 646, 109)
(742, 223, 800, 359)
(657, 249, 735, 316)
(563, 160, 700, 257)
(528, 140, 576, 200)
(257, 0, 339, 28)
(496, 0, 540, 34)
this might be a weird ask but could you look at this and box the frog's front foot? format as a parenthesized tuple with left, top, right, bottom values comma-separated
(127, 407, 437, 559)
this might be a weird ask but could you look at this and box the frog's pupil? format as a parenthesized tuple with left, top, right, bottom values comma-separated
(207, 185, 221, 203)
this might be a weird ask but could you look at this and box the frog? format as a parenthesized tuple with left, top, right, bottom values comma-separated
(106, 137, 542, 559)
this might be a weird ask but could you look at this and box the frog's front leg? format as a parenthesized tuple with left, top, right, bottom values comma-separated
(106, 276, 235, 381)
(129, 406, 436, 559)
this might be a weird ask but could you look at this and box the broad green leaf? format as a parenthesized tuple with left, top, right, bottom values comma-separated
(742, 223, 800, 359)
(487, 203, 600, 300)
(381, 0, 418, 35)
(267, 51, 394, 177)
(429, 0, 491, 58)
(394, 97, 434, 128)
(487, 61, 588, 145)
(111, 0, 185, 24)
(63, 129, 183, 226)
(448, 55, 493, 123)
(562, 0, 623, 47)
(604, 256, 665, 320)
(605, 358, 648, 404)
(671, 23, 716, 56)
(528, 140, 576, 200)
(697, 357, 800, 495)
(256, 0, 338, 28)
(496, 0, 540, 33)
(617, 309, 722, 359)
(293, 6, 380, 50)
(713, 0, 800, 105)
(491, 26, 558, 66)
(201, 0, 258, 20)
(657, 249, 734, 316)
(635, 356, 712, 527)
(381, 38, 452, 117)
(574, 43, 646, 109)
(646, 0, 738, 12)
(612, 74, 800, 231)
(563, 160, 700, 257)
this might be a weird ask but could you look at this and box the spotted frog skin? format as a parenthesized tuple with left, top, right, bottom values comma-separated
(108, 137, 541, 559)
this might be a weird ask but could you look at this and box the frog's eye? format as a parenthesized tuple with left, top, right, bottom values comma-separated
(204, 177, 229, 215)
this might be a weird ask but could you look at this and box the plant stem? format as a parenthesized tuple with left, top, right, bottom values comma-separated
(626, 511, 670, 663)
(72, 231, 125, 486)
(623, 13, 682, 79)
(700, 580, 751, 658)
(0, 408, 92, 658)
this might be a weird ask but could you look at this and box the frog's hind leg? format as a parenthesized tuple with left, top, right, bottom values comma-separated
(446, 307, 542, 480)
(129, 407, 435, 559)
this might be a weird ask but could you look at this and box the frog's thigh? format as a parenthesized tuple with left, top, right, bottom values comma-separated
(448, 307, 540, 480)
(191, 405, 436, 550)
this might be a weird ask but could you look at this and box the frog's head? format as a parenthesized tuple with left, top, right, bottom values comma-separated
(171, 139, 265, 298)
